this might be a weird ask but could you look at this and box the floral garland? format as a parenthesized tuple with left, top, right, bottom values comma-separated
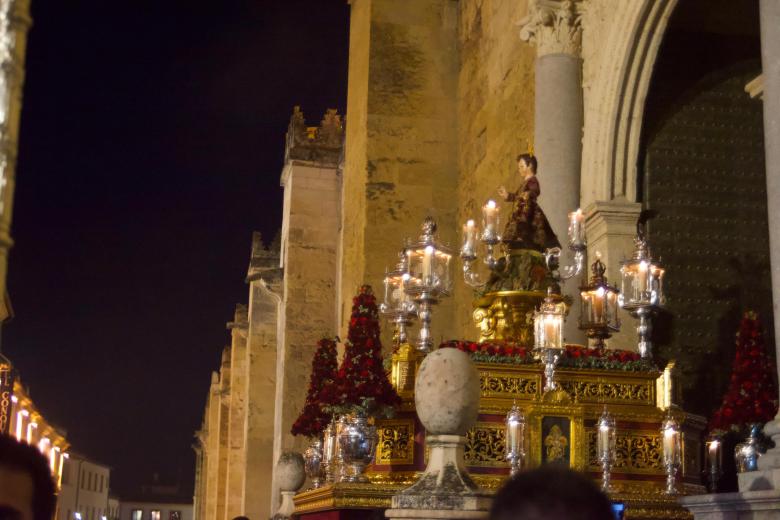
(322, 285, 401, 417)
(439, 340, 650, 371)
(291, 338, 338, 437)
(709, 311, 778, 434)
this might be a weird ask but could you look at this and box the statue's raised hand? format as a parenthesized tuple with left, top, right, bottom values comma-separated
(497, 185, 508, 200)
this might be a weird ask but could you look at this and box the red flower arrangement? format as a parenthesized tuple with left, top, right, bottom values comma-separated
(291, 338, 338, 437)
(439, 340, 649, 371)
(709, 311, 778, 433)
(323, 285, 401, 417)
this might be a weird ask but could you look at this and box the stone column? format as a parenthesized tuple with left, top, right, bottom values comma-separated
(519, 0, 586, 345)
(583, 199, 642, 351)
(755, 0, 780, 478)
(224, 305, 248, 520)
(242, 232, 282, 520)
(0, 0, 31, 301)
(203, 372, 220, 520)
(215, 347, 231, 520)
(270, 108, 342, 513)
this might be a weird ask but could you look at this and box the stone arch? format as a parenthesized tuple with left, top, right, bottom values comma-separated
(580, 0, 678, 207)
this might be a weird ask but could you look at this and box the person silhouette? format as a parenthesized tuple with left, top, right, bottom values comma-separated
(489, 466, 614, 520)
(0, 434, 56, 520)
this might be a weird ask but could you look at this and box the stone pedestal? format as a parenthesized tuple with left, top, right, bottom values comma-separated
(386, 435, 490, 520)
(385, 348, 491, 520)
(274, 452, 305, 520)
(680, 490, 780, 520)
(275, 491, 297, 519)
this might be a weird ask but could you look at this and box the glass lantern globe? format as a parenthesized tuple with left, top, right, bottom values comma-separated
(403, 217, 453, 354)
(661, 412, 682, 494)
(579, 253, 620, 350)
(379, 250, 418, 347)
(505, 403, 526, 476)
(380, 250, 416, 315)
(534, 289, 566, 352)
(618, 236, 665, 310)
(405, 218, 453, 298)
(534, 289, 567, 392)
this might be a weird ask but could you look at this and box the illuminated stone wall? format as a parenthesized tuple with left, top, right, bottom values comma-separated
(339, 0, 460, 345)
(243, 234, 281, 520)
(224, 305, 248, 520)
(453, 0, 537, 339)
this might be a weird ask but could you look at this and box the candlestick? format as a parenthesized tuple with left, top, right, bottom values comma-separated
(593, 286, 605, 323)
(461, 219, 477, 259)
(505, 403, 526, 476)
(422, 245, 433, 282)
(705, 436, 722, 492)
(482, 200, 499, 240)
(661, 413, 681, 494)
(596, 407, 616, 492)
(568, 208, 585, 248)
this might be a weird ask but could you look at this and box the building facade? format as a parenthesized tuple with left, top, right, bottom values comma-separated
(195, 0, 780, 518)
(57, 453, 111, 520)
(118, 501, 192, 520)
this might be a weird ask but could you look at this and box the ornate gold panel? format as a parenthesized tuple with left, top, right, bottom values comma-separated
(586, 430, 663, 473)
(375, 418, 415, 465)
(557, 377, 655, 406)
(479, 370, 540, 400)
(465, 422, 506, 467)
(527, 402, 585, 471)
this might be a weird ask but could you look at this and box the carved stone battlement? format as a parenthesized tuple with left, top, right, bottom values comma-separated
(284, 106, 344, 167)
(247, 231, 282, 284)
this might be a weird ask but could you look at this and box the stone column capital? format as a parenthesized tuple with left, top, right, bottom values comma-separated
(518, 0, 584, 57)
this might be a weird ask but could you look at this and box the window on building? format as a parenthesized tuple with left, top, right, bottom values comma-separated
(150, 511, 160, 520)
(131, 510, 142, 520)
(81, 469, 85, 489)
(168, 512, 181, 520)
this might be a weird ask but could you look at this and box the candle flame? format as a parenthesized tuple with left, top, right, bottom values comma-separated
(486, 199, 496, 209)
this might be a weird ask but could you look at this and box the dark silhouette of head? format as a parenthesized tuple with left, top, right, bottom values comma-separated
(0, 435, 56, 520)
(490, 466, 614, 520)
(517, 153, 538, 174)
(232, 517, 250, 520)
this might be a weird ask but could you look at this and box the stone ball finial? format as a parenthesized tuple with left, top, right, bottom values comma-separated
(414, 348, 480, 436)
(276, 452, 306, 492)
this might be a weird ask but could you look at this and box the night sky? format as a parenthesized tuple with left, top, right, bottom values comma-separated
(5, 1, 349, 496)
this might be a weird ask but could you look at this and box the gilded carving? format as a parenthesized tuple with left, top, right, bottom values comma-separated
(375, 419, 415, 465)
(480, 372, 539, 399)
(558, 379, 652, 404)
(465, 423, 506, 467)
(587, 430, 663, 472)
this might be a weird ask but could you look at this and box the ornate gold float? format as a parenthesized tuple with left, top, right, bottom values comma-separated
(295, 347, 705, 519)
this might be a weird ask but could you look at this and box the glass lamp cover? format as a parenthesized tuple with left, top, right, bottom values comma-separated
(505, 405, 526, 457)
(661, 416, 682, 466)
(597, 409, 616, 458)
(534, 297, 565, 350)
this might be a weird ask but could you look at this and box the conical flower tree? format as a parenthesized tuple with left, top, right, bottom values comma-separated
(710, 311, 778, 433)
(291, 338, 338, 437)
(330, 285, 401, 416)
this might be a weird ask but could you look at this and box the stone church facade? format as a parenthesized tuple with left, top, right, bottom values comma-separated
(193, 0, 779, 518)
